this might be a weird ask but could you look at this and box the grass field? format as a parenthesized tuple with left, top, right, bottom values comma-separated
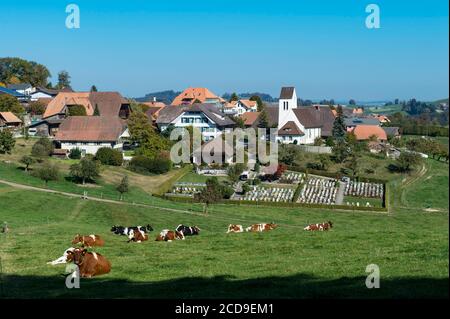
(0, 157, 448, 298)
(343, 196, 383, 208)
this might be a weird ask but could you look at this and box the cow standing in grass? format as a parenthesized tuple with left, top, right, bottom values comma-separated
(66, 248, 111, 278)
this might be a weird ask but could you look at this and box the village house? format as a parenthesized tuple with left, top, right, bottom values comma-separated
(171, 87, 222, 106)
(54, 116, 129, 155)
(0, 112, 22, 129)
(223, 99, 258, 115)
(0, 86, 28, 102)
(143, 99, 166, 123)
(7, 83, 34, 96)
(156, 103, 235, 141)
(351, 125, 387, 142)
(29, 91, 131, 137)
(383, 126, 401, 139)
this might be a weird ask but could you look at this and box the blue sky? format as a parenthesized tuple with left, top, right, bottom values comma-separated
(1, 0, 448, 101)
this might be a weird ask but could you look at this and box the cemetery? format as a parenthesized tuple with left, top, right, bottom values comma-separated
(344, 181, 384, 198)
(297, 177, 339, 205)
(238, 185, 296, 202)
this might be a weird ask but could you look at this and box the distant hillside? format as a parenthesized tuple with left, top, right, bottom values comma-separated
(134, 90, 181, 104)
(222, 92, 277, 102)
(433, 98, 449, 105)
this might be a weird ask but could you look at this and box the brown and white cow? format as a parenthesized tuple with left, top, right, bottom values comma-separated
(66, 248, 111, 278)
(246, 223, 278, 232)
(155, 229, 185, 242)
(226, 224, 244, 233)
(304, 221, 333, 231)
(71, 234, 105, 247)
(127, 229, 149, 243)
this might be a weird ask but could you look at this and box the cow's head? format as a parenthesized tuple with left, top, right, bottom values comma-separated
(193, 226, 201, 233)
(66, 248, 87, 265)
(269, 222, 278, 229)
(328, 221, 333, 228)
(146, 224, 153, 232)
(110, 226, 118, 232)
(71, 234, 83, 245)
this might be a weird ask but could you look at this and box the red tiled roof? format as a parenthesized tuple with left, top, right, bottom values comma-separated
(240, 112, 260, 126)
(278, 121, 304, 136)
(55, 116, 126, 142)
(352, 125, 387, 141)
(0, 112, 22, 123)
(172, 87, 220, 105)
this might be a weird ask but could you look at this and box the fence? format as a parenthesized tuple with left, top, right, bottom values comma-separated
(298, 145, 332, 154)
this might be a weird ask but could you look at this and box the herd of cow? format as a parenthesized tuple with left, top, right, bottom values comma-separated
(47, 221, 333, 278)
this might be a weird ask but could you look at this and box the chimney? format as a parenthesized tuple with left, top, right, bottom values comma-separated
(315, 105, 319, 111)
(153, 96, 156, 102)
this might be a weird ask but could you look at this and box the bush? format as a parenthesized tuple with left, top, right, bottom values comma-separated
(95, 147, 123, 166)
(31, 138, 54, 157)
(129, 155, 171, 174)
(69, 148, 82, 159)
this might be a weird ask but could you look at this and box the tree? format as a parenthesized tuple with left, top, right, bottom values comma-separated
(57, 70, 71, 89)
(0, 130, 15, 154)
(332, 105, 346, 140)
(68, 105, 87, 116)
(20, 155, 35, 172)
(346, 154, 359, 178)
(116, 175, 129, 200)
(332, 139, 349, 163)
(69, 148, 82, 159)
(227, 163, 246, 182)
(0, 94, 25, 115)
(29, 101, 46, 115)
(95, 147, 123, 166)
(90, 85, 98, 92)
(318, 154, 332, 171)
(250, 95, 264, 112)
(31, 138, 54, 157)
(128, 110, 169, 159)
(229, 93, 239, 102)
(278, 144, 301, 165)
(93, 104, 100, 116)
(33, 162, 59, 185)
(258, 107, 269, 128)
(69, 158, 100, 185)
(195, 177, 224, 215)
(313, 137, 322, 146)
(0, 57, 50, 87)
(231, 116, 245, 129)
(325, 136, 335, 147)
(396, 152, 423, 172)
(349, 99, 356, 105)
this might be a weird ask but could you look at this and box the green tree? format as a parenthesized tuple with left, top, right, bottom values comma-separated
(0, 57, 50, 87)
(0, 94, 25, 115)
(29, 101, 46, 115)
(68, 105, 87, 116)
(229, 93, 239, 102)
(93, 104, 100, 116)
(250, 95, 264, 112)
(69, 148, 82, 159)
(57, 70, 71, 89)
(33, 162, 59, 186)
(31, 138, 54, 157)
(128, 110, 169, 158)
(396, 152, 423, 172)
(349, 99, 356, 105)
(0, 129, 15, 154)
(257, 107, 269, 128)
(69, 158, 100, 185)
(95, 147, 123, 166)
(195, 177, 224, 215)
(116, 175, 129, 200)
(313, 137, 322, 146)
(20, 155, 35, 172)
(318, 154, 332, 171)
(332, 105, 346, 140)
(90, 85, 98, 92)
(227, 163, 246, 182)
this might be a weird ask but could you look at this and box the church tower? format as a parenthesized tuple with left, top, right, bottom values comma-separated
(278, 86, 297, 128)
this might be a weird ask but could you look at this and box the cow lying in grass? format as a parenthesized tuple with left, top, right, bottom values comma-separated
(111, 224, 153, 236)
(127, 228, 149, 243)
(226, 224, 244, 233)
(66, 248, 111, 278)
(47, 247, 75, 265)
(155, 229, 185, 242)
(176, 224, 201, 236)
(246, 223, 278, 232)
(304, 221, 333, 231)
(72, 234, 105, 247)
